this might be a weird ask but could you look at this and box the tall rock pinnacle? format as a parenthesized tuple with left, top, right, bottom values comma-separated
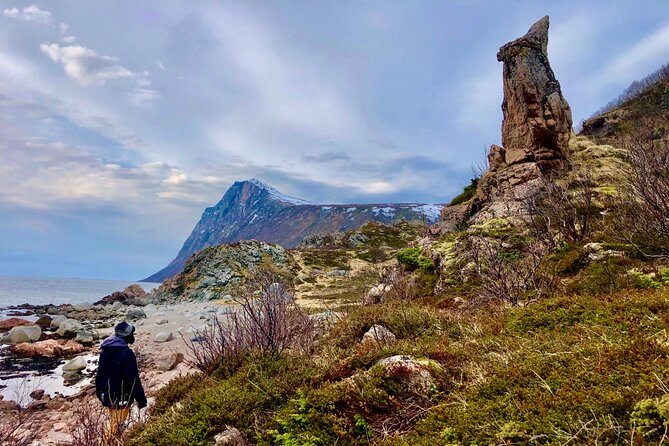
(496, 15, 572, 172)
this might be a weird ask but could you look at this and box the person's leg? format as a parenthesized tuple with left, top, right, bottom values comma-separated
(107, 406, 130, 438)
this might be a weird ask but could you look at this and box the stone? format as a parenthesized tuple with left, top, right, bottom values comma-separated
(488, 144, 506, 171)
(62, 356, 87, 372)
(213, 426, 247, 446)
(72, 303, 94, 312)
(155, 319, 169, 325)
(75, 330, 95, 345)
(155, 331, 173, 343)
(125, 308, 147, 321)
(7, 325, 42, 343)
(34, 315, 53, 330)
(362, 324, 397, 347)
(53, 422, 67, 431)
(95, 284, 147, 306)
(10, 339, 86, 357)
(376, 355, 441, 394)
(156, 352, 184, 371)
(63, 371, 82, 385)
(362, 283, 392, 305)
(30, 389, 45, 400)
(56, 319, 83, 338)
(49, 315, 68, 330)
(0, 318, 34, 332)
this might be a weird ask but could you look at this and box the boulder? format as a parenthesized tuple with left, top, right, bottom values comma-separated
(213, 426, 247, 446)
(10, 339, 86, 357)
(62, 356, 87, 372)
(75, 330, 95, 346)
(376, 355, 442, 394)
(362, 325, 397, 347)
(156, 352, 184, 371)
(155, 331, 173, 343)
(0, 318, 34, 332)
(7, 325, 42, 344)
(362, 283, 392, 305)
(34, 315, 53, 330)
(56, 319, 83, 338)
(49, 315, 68, 330)
(63, 371, 82, 385)
(125, 308, 147, 321)
(72, 303, 94, 312)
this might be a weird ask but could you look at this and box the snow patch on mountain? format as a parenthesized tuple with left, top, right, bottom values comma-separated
(248, 178, 312, 205)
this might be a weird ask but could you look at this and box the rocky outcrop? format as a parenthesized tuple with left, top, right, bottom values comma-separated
(149, 240, 299, 303)
(95, 284, 147, 306)
(437, 16, 573, 228)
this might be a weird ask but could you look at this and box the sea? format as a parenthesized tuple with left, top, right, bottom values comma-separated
(0, 275, 160, 310)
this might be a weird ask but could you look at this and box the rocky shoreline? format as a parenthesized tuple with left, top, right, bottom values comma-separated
(0, 284, 226, 445)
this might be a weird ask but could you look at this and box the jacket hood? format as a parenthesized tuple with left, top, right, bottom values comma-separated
(101, 336, 128, 349)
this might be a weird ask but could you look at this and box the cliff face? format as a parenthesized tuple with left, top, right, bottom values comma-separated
(144, 179, 443, 282)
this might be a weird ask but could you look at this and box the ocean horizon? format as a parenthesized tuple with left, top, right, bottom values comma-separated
(0, 275, 160, 309)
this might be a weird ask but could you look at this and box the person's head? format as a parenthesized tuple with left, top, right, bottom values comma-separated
(114, 321, 136, 344)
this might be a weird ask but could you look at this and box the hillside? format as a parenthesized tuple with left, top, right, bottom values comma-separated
(144, 179, 443, 282)
(123, 16, 669, 446)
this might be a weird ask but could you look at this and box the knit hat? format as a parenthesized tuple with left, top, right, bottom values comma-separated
(114, 321, 135, 338)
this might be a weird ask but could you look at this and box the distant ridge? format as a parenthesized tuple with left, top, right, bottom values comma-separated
(143, 179, 443, 282)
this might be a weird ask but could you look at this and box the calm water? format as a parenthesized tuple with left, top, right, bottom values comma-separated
(0, 275, 160, 308)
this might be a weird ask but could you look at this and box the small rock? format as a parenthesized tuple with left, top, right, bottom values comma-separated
(156, 352, 184, 371)
(361, 324, 397, 347)
(53, 422, 67, 431)
(362, 284, 392, 305)
(30, 389, 45, 400)
(63, 371, 82, 385)
(7, 325, 42, 344)
(213, 426, 247, 446)
(125, 308, 147, 321)
(62, 356, 88, 372)
(155, 331, 173, 343)
(376, 355, 441, 394)
(155, 319, 169, 325)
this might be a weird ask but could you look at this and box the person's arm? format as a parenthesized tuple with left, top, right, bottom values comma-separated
(122, 350, 148, 408)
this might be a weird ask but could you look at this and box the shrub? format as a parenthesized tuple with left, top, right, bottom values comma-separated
(663, 86, 669, 110)
(396, 248, 433, 272)
(630, 396, 669, 438)
(449, 178, 478, 206)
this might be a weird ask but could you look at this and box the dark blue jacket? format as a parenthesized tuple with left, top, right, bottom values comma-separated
(95, 336, 147, 408)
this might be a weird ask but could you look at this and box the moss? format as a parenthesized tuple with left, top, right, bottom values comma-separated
(395, 247, 433, 272)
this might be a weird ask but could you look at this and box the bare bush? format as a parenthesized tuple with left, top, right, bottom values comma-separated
(616, 143, 669, 256)
(185, 269, 313, 372)
(384, 267, 417, 302)
(0, 407, 38, 446)
(465, 238, 557, 306)
(68, 397, 145, 446)
(527, 173, 599, 249)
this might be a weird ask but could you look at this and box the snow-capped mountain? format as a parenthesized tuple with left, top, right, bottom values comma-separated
(144, 179, 444, 282)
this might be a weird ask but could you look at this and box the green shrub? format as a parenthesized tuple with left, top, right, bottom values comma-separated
(449, 178, 478, 206)
(396, 247, 433, 272)
(630, 396, 669, 437)
(662, 86, 669, 110)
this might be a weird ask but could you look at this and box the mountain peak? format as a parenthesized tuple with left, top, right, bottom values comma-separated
(242, 178, 312, 205)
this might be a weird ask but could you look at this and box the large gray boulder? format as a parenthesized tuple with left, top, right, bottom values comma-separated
(125, 308, 147, 321)
(49, 315, 68, 330)
(8, 325, 42, 344)
(56, 319, 83, 338)
(62, 356, 87, 372)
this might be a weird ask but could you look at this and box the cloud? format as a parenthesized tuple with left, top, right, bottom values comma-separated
(130, 88, 161, 106)
(40, 43, 140, 86)
(59, 22, 68, 34)
(3, 5, 52, 24)
(156, 61, 166, 71)
(302, 152, 351, 164)
(61, 36, 77, 44)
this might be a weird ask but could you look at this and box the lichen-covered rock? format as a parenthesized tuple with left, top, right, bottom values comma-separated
(361, 324, 397, 347)
(376, 355, 442, 394)
(213, 426, 247, 446)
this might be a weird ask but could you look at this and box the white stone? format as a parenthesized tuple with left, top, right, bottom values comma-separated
(8, 325, 42, 343)
(62, 356, 87, 372)
(155, 331, 173, 343)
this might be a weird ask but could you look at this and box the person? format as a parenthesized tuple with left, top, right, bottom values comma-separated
(95, 321, 147, 437)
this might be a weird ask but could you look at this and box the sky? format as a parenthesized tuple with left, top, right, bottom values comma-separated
(1, 1, 668, 280)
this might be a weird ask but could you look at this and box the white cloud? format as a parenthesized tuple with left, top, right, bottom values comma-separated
(3, 5, 51, 24)
(157, 61, 166, 71)
(40, 43, 139, 86)
(61, 36, 77, 44)
(59, 22, 68, 34)
(130, 88, 161, 105)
